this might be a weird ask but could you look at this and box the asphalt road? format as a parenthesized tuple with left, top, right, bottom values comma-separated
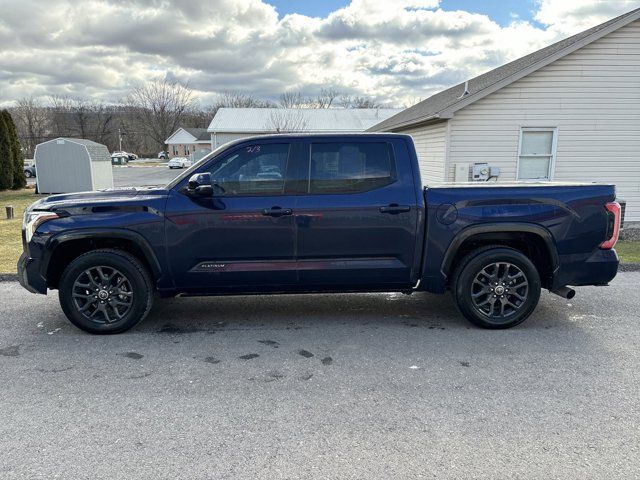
(1, 274, 639, 479)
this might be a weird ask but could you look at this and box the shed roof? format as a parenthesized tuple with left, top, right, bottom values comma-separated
(37, 137, 110, 161)
(208, 108, 402, 133)
(370, 7, 640, 132)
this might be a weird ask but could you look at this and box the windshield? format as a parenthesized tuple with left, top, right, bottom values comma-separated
(164, 141, 238, 190)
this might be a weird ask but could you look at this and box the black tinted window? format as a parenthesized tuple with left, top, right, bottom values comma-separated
(207, 143, 289, 196)
(309, 142, 395, 194)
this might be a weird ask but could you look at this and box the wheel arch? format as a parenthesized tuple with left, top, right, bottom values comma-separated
(42, 228, 162, 289)
(442, 223, 559, 289)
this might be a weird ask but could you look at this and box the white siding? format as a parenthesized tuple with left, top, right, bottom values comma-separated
(91, 156, 114, 190)
(211, 132, 260, 148)
(403, 122, 447, 184)
(446, 18, 640, 221)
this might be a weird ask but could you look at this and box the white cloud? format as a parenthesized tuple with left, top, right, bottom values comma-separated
(534, 0, 638, 33)
(0, 0, 637, 106)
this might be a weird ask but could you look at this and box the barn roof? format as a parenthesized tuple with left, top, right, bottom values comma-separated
(370, 7, 640, 132)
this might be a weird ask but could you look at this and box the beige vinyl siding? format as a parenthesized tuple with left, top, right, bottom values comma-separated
(403, 122, 447, 184)
(447, 18, 640, 221)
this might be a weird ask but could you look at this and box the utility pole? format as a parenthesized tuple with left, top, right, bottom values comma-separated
(118, 128, 123, 152)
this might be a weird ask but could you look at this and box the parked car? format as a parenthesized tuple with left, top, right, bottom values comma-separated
(23, 164, 36, 178)
(168, 157, 192, 169)
(127, 153, 138, 161)
(158, 151, 167, 159)
(17, 134, 620, 334)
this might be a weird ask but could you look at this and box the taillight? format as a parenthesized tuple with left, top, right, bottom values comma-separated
(600, 202, 621, 250)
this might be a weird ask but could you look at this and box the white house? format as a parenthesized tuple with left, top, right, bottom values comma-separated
(164, 127, 211, 159)
(370, 8, 640, 224)
(207, 107, 402, 148)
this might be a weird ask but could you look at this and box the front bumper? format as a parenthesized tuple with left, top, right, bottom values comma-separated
(17, 252, 47, 294)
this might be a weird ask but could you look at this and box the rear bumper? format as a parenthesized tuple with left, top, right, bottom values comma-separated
(17, 253, 47, 294)
(553, 248, 619, 288)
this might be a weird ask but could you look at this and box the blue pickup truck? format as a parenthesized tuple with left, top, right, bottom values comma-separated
(18, 134, 621, 334)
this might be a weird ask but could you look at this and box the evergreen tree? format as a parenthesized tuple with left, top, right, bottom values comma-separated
(2, 110, 27, 189)
(0, 112, 14, 191)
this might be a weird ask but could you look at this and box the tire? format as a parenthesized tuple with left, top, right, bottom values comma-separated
(25, 171, 32, 178)
(452, 246, 541, 329)
(58, 249, 154, 334)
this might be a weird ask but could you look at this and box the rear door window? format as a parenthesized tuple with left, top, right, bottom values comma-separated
(308, 142, 396, 194)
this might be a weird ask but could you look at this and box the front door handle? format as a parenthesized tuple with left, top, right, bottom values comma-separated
(262, 206, 293, 217)
(379, 204, 411, 214)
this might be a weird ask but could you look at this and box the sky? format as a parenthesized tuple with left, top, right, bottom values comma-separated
(0, 0, 638, 107)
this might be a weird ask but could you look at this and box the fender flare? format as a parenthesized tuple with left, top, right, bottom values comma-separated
(440, 222, 559, 278)
(41, 228, 163, 280)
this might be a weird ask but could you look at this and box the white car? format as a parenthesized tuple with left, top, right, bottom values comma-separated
(168, 157, 192, 169)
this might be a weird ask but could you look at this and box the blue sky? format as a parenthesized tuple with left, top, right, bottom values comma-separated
(269, 0, 543, 26)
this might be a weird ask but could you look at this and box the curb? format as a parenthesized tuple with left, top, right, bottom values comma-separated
(0, 274, 19, 282)
(619, 263, 640, 272)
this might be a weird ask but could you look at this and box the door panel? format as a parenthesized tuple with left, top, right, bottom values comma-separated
(294, 139, 419, 288)
(164, 141, 297, 292)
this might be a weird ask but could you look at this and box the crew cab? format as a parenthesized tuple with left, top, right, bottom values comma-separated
(18, 134, 621, 334)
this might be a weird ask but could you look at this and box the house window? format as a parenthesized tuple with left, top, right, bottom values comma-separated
(517, 128, 557, 180)
(172, 145, 179, 156)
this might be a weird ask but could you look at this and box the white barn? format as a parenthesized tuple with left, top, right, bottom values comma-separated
(207, 107, 402, 149)
(370, 8, 640, 224)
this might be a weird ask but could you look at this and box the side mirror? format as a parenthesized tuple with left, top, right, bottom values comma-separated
(187, 173, 213, 197)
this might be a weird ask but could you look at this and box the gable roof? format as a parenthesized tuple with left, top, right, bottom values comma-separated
(370, 7, 640, 132)
(165, 127, 210, 144)
(182, 127, 209, 141)
(208, 108, 402, 133)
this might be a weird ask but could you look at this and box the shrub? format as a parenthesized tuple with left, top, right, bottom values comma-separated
(1, 110, 26, 189)
(0, 111, 14, 191)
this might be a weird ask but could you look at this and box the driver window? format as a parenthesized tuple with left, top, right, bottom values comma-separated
(207, 143, 290, 196)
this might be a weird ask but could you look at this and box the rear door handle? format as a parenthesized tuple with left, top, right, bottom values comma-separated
(379, 204, 411, 214)
(262, 206, 293, 217)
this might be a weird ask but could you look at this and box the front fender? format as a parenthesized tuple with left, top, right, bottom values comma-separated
(41, 228, 163, 280)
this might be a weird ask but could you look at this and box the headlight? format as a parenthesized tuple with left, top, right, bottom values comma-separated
(23, 211, 59, 243)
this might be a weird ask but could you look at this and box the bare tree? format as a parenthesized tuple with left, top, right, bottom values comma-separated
(266, 109, 308, 133)
(339, 94, 380, 109)
(211, 90, 275, 115)
(126, 79, 195, 150)
(314, 88, 340, 108)
(12, 97, 48, 158)
(279, 90, 307, 108)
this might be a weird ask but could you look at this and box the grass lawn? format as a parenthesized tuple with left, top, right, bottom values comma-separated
(0, 188, 45, 273)
(616, 240, 640, 264)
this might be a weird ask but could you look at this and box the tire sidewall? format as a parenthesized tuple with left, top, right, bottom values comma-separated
(59, 251, 151, 334)
(455, 248, 541, 329)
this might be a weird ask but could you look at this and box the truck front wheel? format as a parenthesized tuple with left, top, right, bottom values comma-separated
(452, 246, 541, 329)
(58, 249, 154, 334)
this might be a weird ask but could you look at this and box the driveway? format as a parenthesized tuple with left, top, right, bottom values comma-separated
(1, 273, 639, 478)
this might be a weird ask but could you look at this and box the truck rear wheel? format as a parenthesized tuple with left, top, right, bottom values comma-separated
(58, 249, 154, 334)
(452, 246, 541, 329)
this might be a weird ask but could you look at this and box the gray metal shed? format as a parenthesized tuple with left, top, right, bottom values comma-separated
(34, 138, 114, 193)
